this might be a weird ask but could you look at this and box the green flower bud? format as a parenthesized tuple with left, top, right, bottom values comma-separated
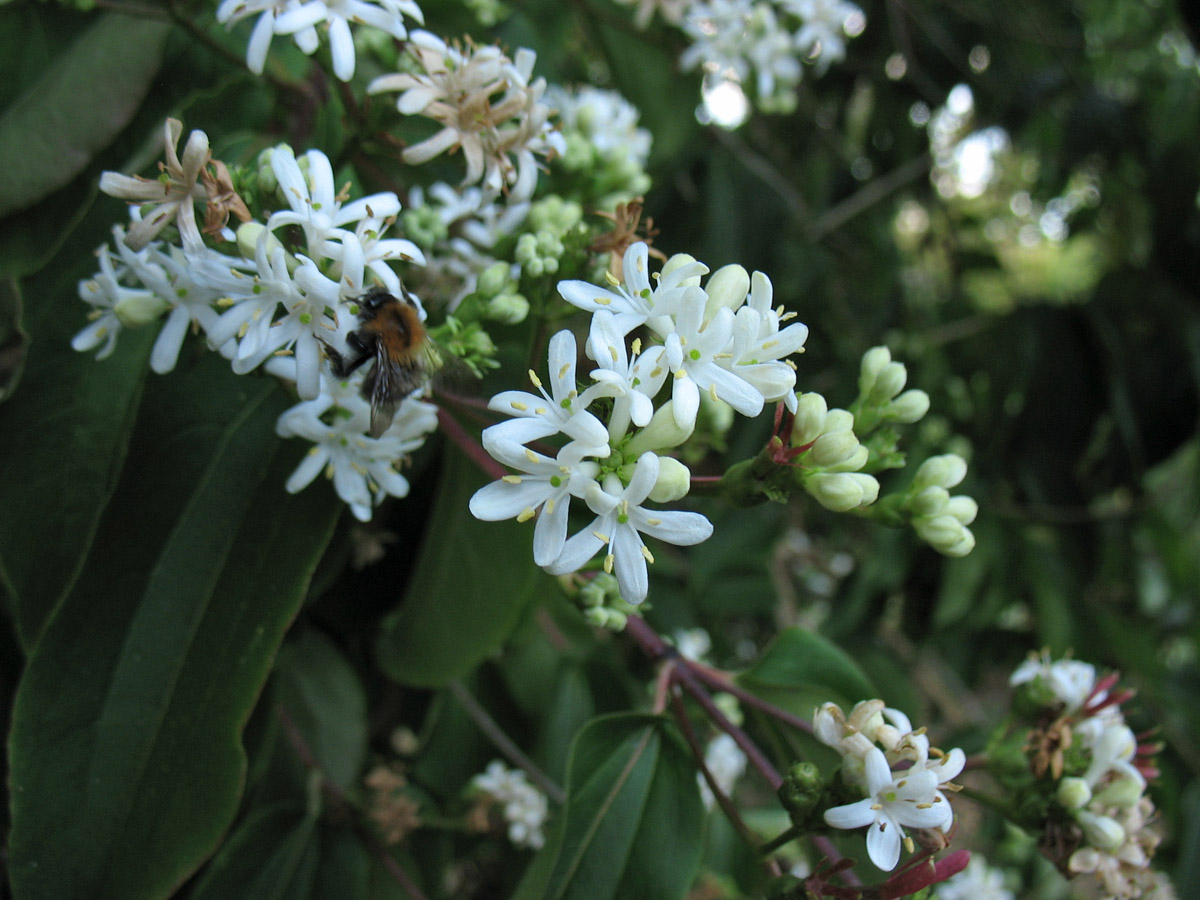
(914, 453, 968, 490)
(859, 346, 892, 396)
(1092, 773, 1145, 809)
(485, 293, 529, 325)
(824, 408, 855, 434)
(790, 392, 828, 446)
(114, 292, 169, 328)
(823, 444, 870, 473)
(648, 456, 692, 503)
(703, 264, 750, 321)
(627, 401, 696, 455)
(477, 261, 511, 298)
(1076, 810, 1126, 851)
(778, 761, 825, 818)
(806, 472, 879, 511)
(256, 147, 278, 196)
(914, 514, 968, 550)
(909, 486, 950, 518)
(1057, 776, 1092, 810)
(888, 389, 930, 423)
(809, 429, 862, 468)
(661, 253, 702, 286)
(944, 495, 978, 525)
(868, 361, 908, 404)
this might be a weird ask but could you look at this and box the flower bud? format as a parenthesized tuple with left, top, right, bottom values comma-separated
(703, 264, 750, 321)
(888, 389, 930, 423)
(1092, 773, 1146, 809)
(648, 456, 692, 503)
(779, 762, 824, 819)
(485, 292, 530, 325)
(114, 291, 169, 328)
(790, 392, 828, 446)
(809, 429, 862, 468)
(824, 444, 869, 473)
(661, 253, 702, 286)
(944, 495, 978, 525)
(868, 361, 908, 404)
(909, 486, 950, 518)
(914, 514, 968, 550)
(806, 472, 879, 511)
(477, 261, 511, 298)
(914, 453, 968, 490)
(1076, 810, 1126, 851)
(858, 346, 892, 396)
(824, 408, 855, 433)
(627, 401, 695, 455)
(1057, 777, 1093, 810)
(944, 528, 975, 557)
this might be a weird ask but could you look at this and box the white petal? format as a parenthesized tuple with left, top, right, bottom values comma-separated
(532, 492, 570, 566)
(150, 306, 191, 374)
(865, 818, 902, 871)
(823, 797, 876, 831)
(545, 526, 604, 576)
(611, 524, 649, 604)
(469, 479, 552, 521)
(286, 446, 329, 493)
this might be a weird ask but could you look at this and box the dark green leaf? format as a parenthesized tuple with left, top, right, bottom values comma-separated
(7, 356, 342, 900)
(275, 631, 369, 791)
(375, 446, 542, 687)
(0, 11, 170, 218)
(186, 804, 320, 900)
(736, 627, 876, 717)
(0, 276, 26, 401)
(538, 713, 704, 900)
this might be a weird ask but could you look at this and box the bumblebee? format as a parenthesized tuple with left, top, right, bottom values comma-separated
(322, 285, 431, 438)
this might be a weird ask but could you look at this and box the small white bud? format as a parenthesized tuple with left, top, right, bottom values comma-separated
(859, 346, 892, 395)
(809, 429, 861, 468)
(869, 361, 908, 404)
(1057, 777, 1093, 810)
(703, 264, 750, 321)
(649, 456, 692, 503)
(791, 392, 828, 446)
(626, 401, 695, 455)
(888, 389, 930, 423)
(1076, 810, 1126, 852)
(909, 486, 950, 517)
(825, 444, 870, 473)
(823, 408, 856, 434)
(485, 293, 530, 325)
(114, 292, 169, 328)
(944, 495, 978, 525)
(1092, 773, 1146, 809)
(914, 453, 968, 490)
(661, 252, 702, 286)
(806, 472, 879, 511)
(477, 261, 511, 297)
(914, 514, 968, 550)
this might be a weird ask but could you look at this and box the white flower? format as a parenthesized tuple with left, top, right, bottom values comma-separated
(698, 733, 747, 809)
(483, 329, 611, 458)
(674, 627, 712, 662)
(723, 271, 808, 411)
(276, 380, 437, 521)
(217, 0, 423, 81)
(557, 241, 709, 337)
(783, 0, 863, 74)
(471, 761, 549, 850)
(1010, 653, 1097, 712)
(469, 440, 601, 567)
(545, 452, 714, 604)
(99, 119, 208, 252)
(823, 746, 954, 871)
(73, 232, 165, 360)
(586, 310, 668, 440)
(545, 84, 652, 170)
(934, 856, 1014, 900)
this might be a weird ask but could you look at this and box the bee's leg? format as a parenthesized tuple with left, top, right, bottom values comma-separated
(318, 336, 372, 378)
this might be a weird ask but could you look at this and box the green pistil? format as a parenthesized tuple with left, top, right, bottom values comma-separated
(689, 349, 701, 361)
(560, 397, 572, 409)
(617, 512, 629, 524)
(550, 475, 562, 487)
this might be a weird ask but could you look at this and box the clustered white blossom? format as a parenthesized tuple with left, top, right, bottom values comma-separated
(698, 733, 749, 809)
(653, 0, 865, 114)
(1010, 654, 1175, 900)
(77, 122, 438, 520)
(368, 32, 565, 202)
(470, 760, 550, 850)
(815, 699, 965, 872)
(933, 855, 1014, 900)
(469, 241, 810, 604)
(216, 0, 424, 81)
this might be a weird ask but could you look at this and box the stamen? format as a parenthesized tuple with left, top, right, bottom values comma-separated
(516, 507, 536, 522)
(502, 475, 522, 484)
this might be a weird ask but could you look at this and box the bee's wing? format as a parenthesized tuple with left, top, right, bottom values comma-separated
(367, 348, 404, 439)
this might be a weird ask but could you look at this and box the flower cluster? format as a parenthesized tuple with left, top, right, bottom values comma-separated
(469, 760, 550, 850)
(470, 241, 810, 604)
(637, 0, 866, 114)
(368, 32, 564, 202)
(76, 122, 439, 520)
(933, 855, 1014, 900)
(815, 699, 965, 872)
(216, 0, 424, 81)
(1006, 654, 1173, 899)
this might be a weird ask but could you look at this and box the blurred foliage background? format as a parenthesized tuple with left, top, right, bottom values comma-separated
(1, 0, 1199, 897)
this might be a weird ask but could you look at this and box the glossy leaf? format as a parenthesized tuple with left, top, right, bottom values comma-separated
(0, 11, 170, 218)
(7, 356, 343, 900)
(375, 446, 542, 687)
(186, 804, 320, 900)
(274, 630, 369, 791)
(533, 713, 704, 900)
(736, 627, 876, 715)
